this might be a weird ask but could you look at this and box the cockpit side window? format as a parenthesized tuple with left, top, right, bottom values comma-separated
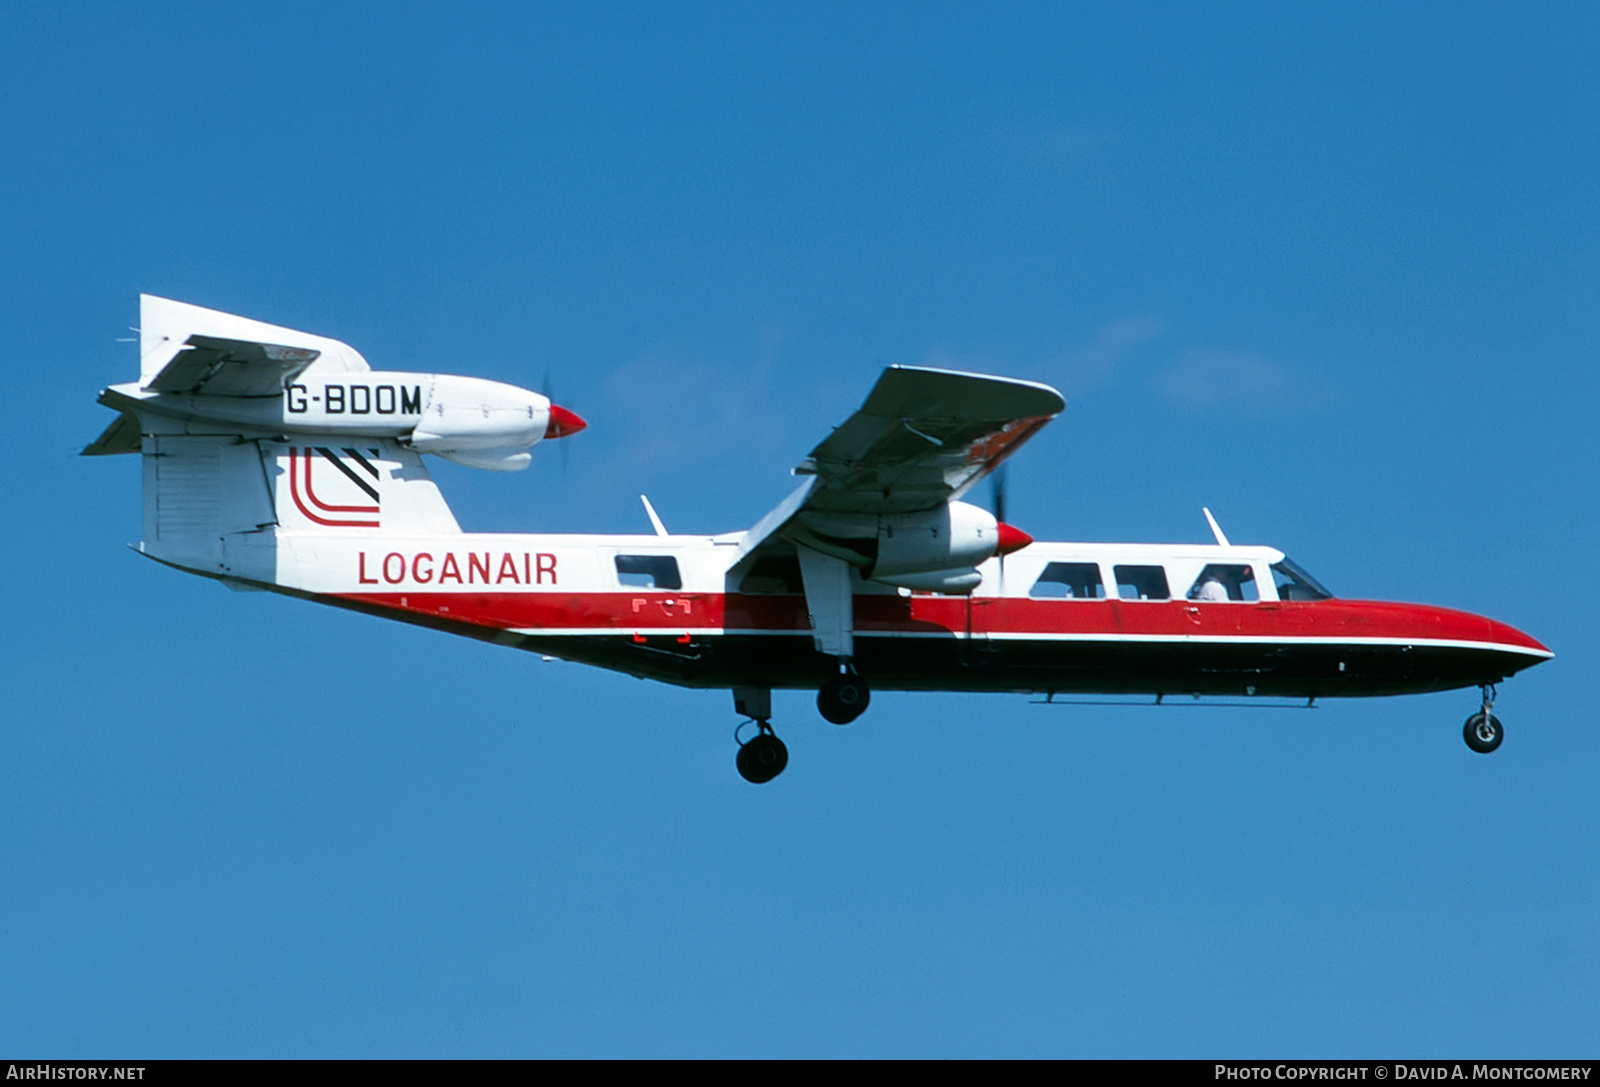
(1029, 562, 1106, 599)
(1272, 559, 1333, 601)
(1188, 563, 1259, 602)
(1114, 565, 1170, 601)
(615, 554, 682, 590)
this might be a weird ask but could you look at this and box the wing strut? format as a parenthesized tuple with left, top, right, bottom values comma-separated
(796, 545, 854, 661)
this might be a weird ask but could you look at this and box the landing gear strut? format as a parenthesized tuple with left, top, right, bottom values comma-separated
(735, 720, 789, 784)
(732, 687, 787, 784)
(817, 666, 870, 725)
(1463, 684, 1503, 754)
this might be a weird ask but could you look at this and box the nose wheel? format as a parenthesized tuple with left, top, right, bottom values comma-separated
(1463, 685, 1504, 754)
(735, 719, 789, 784)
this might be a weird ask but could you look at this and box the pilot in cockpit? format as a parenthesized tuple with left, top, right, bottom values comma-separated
(1191, 563, 1254, 602)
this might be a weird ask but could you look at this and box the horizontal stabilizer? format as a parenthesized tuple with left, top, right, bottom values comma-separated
(138, 294, 371, 390)
(82, 410, 142, 456)
(145, 334, 320, 397)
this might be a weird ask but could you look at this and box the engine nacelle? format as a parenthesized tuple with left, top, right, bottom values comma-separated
(408, 375, 551, 466)
(793, 501, 1029, 594)
(432, 447, 535, 471)
(871, 567, 985, 594)
(871, 501, 1003, 578)
(89, 298, 588, 472)
(103, 371, 585, 473)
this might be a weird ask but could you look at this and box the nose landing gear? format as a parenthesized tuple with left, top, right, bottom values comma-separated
(1463, 685, 1504, 754)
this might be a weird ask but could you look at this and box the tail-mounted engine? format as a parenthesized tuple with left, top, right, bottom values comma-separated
(85, 296, 585, 472)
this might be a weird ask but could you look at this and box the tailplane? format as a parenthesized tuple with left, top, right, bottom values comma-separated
(87, 297, 504, 586)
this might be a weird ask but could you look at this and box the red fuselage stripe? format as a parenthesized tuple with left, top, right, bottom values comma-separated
(330, 590, 1550, 656)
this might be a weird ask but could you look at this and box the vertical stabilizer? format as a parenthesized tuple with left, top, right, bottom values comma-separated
(138, 436, 462, 585)
(96, 298, 478, 590)
(265, 441, 461, 536)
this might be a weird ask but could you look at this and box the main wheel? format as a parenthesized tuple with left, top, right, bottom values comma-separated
(1463, 711, 1503, 754)
(736, 733, 789, 783)
(817, 674, 871, 725)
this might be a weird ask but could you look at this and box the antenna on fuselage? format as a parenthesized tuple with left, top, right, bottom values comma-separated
(641, 495, 669, 537)
(1202, 507, 1231, 547)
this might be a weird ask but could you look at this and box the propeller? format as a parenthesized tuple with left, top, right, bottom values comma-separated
(542, 370, 582, 474)
(991, 464, 1010, 592)
(987, 463, 1034, 595)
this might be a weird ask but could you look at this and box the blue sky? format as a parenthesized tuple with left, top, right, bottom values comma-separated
(3, 2, 1596, 1056)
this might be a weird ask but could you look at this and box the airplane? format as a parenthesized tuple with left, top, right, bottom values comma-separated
(86, 296, 1552, 783)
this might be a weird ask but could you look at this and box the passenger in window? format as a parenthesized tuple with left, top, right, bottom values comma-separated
(1187, 564, 1258, 603)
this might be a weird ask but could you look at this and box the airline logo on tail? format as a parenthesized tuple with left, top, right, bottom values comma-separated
(287, 446, 382, 528)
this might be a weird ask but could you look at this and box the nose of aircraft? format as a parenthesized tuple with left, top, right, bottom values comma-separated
(1482, 615, 1553, 664)
(1430, 603, 1553, 677)
(544, 404, 587, 439)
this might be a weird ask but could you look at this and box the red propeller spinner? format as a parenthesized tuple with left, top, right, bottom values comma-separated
(544, 404, 587, 439)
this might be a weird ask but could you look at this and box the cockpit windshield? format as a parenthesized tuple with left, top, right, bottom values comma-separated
(1272, 558, 1333, 601)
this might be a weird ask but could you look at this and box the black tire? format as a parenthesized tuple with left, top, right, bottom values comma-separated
(817, 674, 871, 725)
(736, 734, 789, 783)
(1463, 711, 1503, 754)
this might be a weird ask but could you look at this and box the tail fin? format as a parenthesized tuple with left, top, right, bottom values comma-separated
(132, 436, 461, 585)
(89, 298, 463, 588)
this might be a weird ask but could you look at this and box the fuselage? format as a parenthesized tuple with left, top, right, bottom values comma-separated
(257, 530, 1551, 700)
(96, 300, 1552, 780)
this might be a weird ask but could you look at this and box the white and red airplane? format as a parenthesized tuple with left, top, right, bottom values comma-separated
(88, 296, 1552, 782)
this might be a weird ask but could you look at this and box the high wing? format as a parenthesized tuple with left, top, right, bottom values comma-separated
(736, 366, 1064, 562)
(797, 366, 1064, 514)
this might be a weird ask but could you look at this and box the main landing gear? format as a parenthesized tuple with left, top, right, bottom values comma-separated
(817, 666, 870, 725)
(1463, 684, 1504, 754)
(730, 670, 875, 783)
(733, 686, 787, 784)
(735, 720, 789, 784)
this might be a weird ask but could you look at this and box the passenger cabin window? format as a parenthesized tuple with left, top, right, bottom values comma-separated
(615, 554, 682, 590)
(1030, 562, 1105, 599)
(1115, 565, 1170, 601)
(1188, 563, 1259, 602)
(1272, 558, 1333, 601)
